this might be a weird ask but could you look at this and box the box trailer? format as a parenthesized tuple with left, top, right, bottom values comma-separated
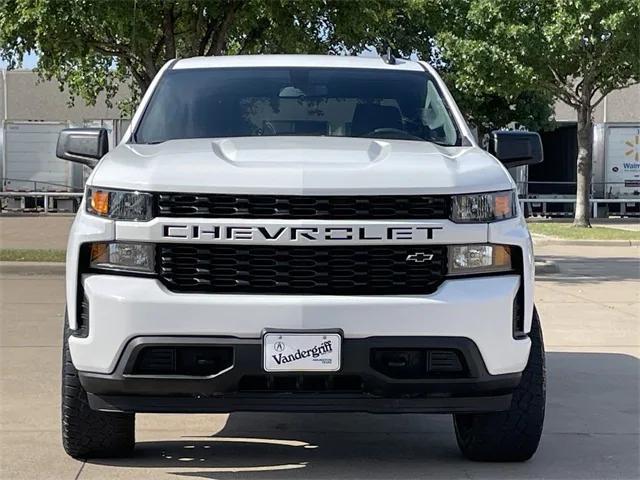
(1, 120, 85, 211)
(527, 122, 640, 217)
(2, 120, 85, 192)
(593, 123, 640, 215)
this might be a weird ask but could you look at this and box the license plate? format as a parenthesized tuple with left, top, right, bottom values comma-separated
(263, 332, 341, 372)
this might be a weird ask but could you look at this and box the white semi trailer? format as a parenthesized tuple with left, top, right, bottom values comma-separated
(593, 123, 640, 215)
(1, 120, 87, 212)
(2, 120, 85, 192)
(527, 122, 640, 217)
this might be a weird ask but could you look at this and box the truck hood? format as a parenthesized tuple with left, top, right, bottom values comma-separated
(89, 136, 515, 195)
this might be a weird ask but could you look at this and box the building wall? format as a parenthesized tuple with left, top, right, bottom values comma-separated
(553, 83, 640, 123)
(0, 70, 129, 122)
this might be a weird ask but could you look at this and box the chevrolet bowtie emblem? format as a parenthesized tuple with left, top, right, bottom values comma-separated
(406, 252, 434, 263)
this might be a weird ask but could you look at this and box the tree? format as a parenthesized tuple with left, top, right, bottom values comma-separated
(388, 2, 556, 140)
(432, 0, 640, 226)
(0, 0, 557, 140)
(0, 0, 400, 113)
(446, 83, 555, 136)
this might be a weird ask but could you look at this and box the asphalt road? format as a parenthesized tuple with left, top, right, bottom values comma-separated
(1, 245, 638, 479)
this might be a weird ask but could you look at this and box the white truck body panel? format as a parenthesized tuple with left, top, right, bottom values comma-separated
(91, 136, 514, 195)
(72, 273, 527, 376)
(174, 54, 426, 72)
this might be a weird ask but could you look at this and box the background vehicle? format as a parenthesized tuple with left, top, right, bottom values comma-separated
(2, 121, 81, 211)
(593, 123, 640, 216)
(529, 122, 640, 217)
(1, 119, 130, 212)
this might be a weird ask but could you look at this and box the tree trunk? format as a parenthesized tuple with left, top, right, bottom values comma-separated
(162, 3, 176, 61)
(573, 103, 593, 227)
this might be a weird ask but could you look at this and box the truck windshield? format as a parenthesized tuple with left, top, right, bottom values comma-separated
(133, 67, 461, 146)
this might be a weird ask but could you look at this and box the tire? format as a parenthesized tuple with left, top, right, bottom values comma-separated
(453, 307, 546, 462)
(61, 310, 135, 458)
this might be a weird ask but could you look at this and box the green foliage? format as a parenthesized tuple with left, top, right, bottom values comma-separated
(399, 0, 556, 133)
(0, 0, 553, 129)
(0, 0, 403, 114)
(447, 81, 555, 135)
(4, 0, 632, 139)
(433, 0, 640, 112)
(527, 223, 640, 240)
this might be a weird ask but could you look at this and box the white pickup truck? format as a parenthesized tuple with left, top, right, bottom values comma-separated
(57, 54, 545, 462)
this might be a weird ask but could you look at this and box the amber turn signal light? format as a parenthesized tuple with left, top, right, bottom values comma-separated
(494, 193, 513, 218)
(90, 190, 110, 216)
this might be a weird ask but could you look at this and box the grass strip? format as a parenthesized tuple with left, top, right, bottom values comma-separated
(0, 249, 66, 262)
(528, 223, 640, 240)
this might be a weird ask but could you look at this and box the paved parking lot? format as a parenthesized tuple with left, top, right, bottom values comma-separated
(0, 215, 75, 250)
(1, 245, 638, 479)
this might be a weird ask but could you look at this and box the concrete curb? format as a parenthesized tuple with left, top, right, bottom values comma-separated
(533, 239, 640, 247)
(0, 261, 65, 276)
(534, 260, 559, 275)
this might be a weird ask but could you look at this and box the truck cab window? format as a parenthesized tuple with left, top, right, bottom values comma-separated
(134, 67, 461, 146)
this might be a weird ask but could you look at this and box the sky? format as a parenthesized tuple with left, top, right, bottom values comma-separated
(0, 51, 38, 69)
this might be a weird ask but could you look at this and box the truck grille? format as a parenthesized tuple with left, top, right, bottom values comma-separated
(156, 193, 448, 219)
(158, 245, 447, 295)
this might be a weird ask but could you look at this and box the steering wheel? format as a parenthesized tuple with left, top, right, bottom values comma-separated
(362, 128, 424, 141)
(261, 121, 277, 135)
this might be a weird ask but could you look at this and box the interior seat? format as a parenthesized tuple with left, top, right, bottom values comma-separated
(351, 104, 403, 136)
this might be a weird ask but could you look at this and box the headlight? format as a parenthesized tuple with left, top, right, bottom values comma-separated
(448, 244, 512, 275)
(450, 190, 517, 223)
(90, 242, 155, 273)
(87, 187, 153, 221)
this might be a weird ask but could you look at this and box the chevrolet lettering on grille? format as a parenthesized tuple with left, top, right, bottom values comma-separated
(162, 224, 444, 243)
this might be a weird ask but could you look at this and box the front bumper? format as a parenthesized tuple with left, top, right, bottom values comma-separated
(70, 273, 530, 376)
(81, 335, 521, 414)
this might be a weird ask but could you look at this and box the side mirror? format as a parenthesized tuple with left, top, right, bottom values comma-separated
(56, 128, 109, 169)
(488, 130, 543, 168)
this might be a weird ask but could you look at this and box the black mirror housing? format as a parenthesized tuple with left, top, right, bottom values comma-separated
(488, 130, 543, 168)
(56, 128, 109, 169)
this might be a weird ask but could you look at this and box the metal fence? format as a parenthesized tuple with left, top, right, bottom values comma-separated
(519, 198, 639, 218)
(0, 191, 83, 213)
